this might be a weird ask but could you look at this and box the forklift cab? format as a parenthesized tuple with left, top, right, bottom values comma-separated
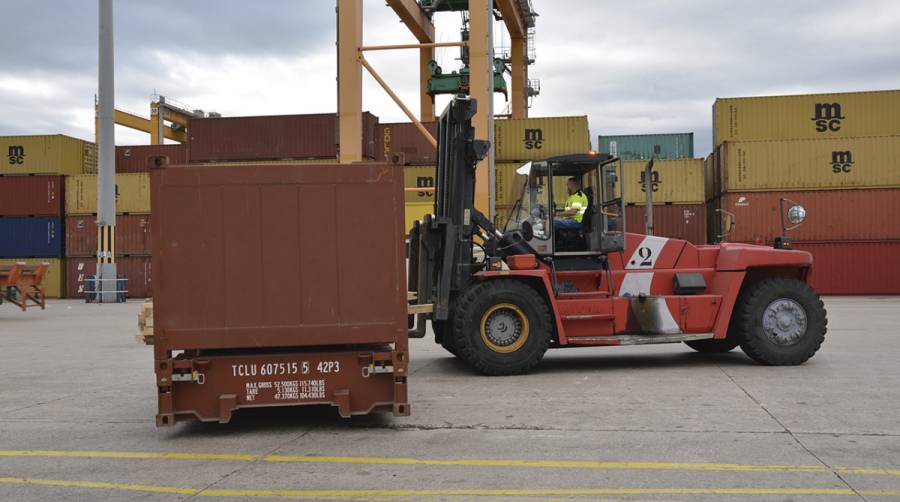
(500, 153, 626, 257)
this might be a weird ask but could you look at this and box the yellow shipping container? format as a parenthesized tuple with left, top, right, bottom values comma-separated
(620, 158, 705, 205)
(704, 152, 717, 201)
(713, 89, 900, 146)
(0, 258, 64, 298)
(719, 135, 900, 192)
(494, 116, 591, 161)
(66, 173, 151, 215)
(495, 162, 526, 206)
(495, 161, 574, 207)
(404, 201, 433, 233)
(0, 135, 97, 175)
(403, 165, 436, 204)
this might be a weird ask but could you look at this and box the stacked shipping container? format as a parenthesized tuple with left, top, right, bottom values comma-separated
(494, 116, 592, 228)
(620, 157, 708, 245)
(0, 135, 96, 297)
(596, 132, 706, 244)
(383, 116, 593, 232)
(598, 133, 694, 161)
(373, 122, 439, 232)
(64, 169, 153, 298)
(710, 89, 900, 294)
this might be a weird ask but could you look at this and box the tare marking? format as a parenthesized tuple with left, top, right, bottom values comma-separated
(626, 236, 669, 269)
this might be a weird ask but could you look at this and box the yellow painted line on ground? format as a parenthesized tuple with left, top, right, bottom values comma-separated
(0, 477, 899, 499)
(265, 454, 900, 478)
(2, 450, 900, 479)
(0, 450, 256, 461)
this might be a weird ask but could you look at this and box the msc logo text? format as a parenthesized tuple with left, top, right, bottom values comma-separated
(523, 128, 543, 150)
(7, 145, 25, 165)
(812, 102, 844, 133)
(639, 170, 660, 192)
(831, 151, 853, 173)
(415, 176, 435, 198)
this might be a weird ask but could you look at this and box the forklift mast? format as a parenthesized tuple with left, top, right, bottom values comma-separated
(409, 96, 490, 322)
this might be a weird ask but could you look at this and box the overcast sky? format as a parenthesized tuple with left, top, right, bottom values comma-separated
(2, 0, 899, 156)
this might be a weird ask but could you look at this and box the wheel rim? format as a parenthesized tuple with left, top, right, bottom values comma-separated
(762, 298, 808, 346)
(480, 303, 530, 353)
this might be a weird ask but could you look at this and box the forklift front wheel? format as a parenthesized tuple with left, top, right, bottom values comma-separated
(734, 277, 827, 365)
(452, 279, 552, 376)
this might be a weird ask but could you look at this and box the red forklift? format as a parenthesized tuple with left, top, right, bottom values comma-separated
(408, 96, 826, 375)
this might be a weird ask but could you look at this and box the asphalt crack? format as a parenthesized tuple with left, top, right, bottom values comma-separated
(717, 363, 869, 502)
(182, 427, 314, 502)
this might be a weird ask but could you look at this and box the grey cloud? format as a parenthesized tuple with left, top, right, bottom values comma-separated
(2, 0, 900, 155)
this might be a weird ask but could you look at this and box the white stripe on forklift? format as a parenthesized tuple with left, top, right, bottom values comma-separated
(625, 235, 669, 270)
(619, 272, 653, 296)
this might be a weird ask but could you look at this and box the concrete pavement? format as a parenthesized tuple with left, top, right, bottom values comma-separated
(0, 297, 898, 500)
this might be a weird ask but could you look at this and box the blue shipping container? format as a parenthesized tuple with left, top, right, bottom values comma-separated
(0, 216, 64, 257)
(598, 133, 694, 160)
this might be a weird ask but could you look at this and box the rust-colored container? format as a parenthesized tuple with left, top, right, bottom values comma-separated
(792, 241, 900, 295)
(116, 144, 187, 173)
(0, 175, 64, 216)
(721, 189, 900, 244)
(150, 161, 409, 424)
(374, 122, 438, 165)
(65, 256, 152, 298)
(187, 112, 378, 162)
(626, 204, 707, 245)
(65, 215, 152, 257)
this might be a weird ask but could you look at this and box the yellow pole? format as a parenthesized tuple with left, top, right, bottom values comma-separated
(360, 41, 465, 51)
(511, 36, 527, 119)
(468, 0, 493, 217)
(337, 0, 363, 162)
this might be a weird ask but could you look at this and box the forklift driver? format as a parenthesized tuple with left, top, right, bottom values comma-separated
(554, 177, 588, 230)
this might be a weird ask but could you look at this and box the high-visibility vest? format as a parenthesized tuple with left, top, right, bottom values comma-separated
(565, 191, 588, 223)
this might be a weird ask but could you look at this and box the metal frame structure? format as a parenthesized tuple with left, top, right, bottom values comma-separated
(337, 0, 533, 217)
(94, 95, 211, 146)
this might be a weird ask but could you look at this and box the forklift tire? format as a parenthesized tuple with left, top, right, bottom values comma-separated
(733, 277, 827, 365)
(684, 338, 739, 353)
(433, 320, 458, 356)
(451, 279, 552, 376)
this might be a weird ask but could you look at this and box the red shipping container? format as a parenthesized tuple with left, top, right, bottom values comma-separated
(0, 175, 64, 216)
(793, 241, 900, 295)
(65, 215, 152, 257)
(626, 204, 707, 245)
(374, 122, 438, 165)
(65, 256, 152, 298)
(116, 144, 187, 173)
(720, 189, 900, 244)
(187, 112, 378, 162)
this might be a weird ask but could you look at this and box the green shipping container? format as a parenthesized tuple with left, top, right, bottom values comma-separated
(598, 133, 694, 160)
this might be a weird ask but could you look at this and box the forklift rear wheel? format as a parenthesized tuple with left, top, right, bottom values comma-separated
(733, 277, 827, 365)
(684, 338, 739, 353)
(452, 279, 552, 376)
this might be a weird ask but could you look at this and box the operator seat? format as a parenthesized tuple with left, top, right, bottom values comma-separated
(554, 187, 592, 252)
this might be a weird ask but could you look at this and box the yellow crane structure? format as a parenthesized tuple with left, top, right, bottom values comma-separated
(94, 95, 217, 145)
(337, 0, 536, 218)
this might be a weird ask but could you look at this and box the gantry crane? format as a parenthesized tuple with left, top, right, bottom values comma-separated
(94, 95, 219, 145)
(337, 0, 537, 220)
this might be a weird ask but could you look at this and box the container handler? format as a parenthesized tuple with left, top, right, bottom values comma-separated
(408, 97, 827, 375)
